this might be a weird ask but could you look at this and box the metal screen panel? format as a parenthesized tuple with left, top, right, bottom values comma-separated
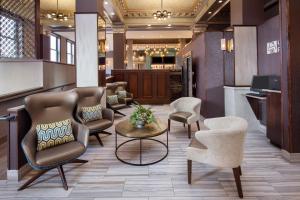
(0, 0, 36, 59)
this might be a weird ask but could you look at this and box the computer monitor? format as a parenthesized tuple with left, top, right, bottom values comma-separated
(251, 75, 281, 92)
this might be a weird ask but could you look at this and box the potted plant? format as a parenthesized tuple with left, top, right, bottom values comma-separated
(130, 105, 156, 128)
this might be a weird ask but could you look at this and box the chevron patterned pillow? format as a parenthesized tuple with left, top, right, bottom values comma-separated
(117, 90, 127, 99)
(81, 104, 103, 123)
(36, 119, 75, 151)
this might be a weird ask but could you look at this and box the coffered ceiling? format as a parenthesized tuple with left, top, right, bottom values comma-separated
(111, 0, 217, 27)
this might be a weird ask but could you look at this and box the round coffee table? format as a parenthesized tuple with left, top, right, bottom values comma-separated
(115, 119, 168, 166)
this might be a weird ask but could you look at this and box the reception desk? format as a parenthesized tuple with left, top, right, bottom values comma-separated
(111, 69, 170, 104)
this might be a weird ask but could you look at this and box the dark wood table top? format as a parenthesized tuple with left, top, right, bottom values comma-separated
(115, 119, 167, 139)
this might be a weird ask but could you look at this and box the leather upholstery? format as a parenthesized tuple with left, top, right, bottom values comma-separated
(169, 112, 192, 123)
(107, 82, 134, 105)
(36, 141, 85, 167)
(110, 104, 127, 110)
(22, 91, 89, 170)
(72, 87, 114, 134)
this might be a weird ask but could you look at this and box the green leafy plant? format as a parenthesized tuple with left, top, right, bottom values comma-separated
(130, 105, 156, 127)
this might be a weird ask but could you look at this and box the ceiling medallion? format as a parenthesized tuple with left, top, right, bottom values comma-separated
(47, 0, 68, 21)
(153, 0, 171, 21)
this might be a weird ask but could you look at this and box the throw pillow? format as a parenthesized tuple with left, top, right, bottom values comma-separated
(107, 95, 119, 105)
(81, 104, 102, 123)
(36, 119, 75, 151)
(117, 90, 127, 99)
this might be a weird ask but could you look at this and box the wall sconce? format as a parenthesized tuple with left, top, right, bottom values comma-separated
(220, 38, 234, 52)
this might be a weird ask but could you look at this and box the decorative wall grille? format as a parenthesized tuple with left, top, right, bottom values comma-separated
(0, 0, 36, 59)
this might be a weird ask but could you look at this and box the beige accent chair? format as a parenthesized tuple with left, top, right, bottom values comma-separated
(186, 116, 248, 198)
(168, 97, 202, 138)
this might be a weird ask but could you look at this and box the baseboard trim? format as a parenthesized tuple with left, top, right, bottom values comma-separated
(7, 164, 31, 181)
(282, 150, 300, 162)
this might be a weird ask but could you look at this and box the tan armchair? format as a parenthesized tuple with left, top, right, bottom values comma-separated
(168, 97, 202, 138)
(73, 87, 114, 146)
(186, 116, 248, 198)
(19, 91, 89, 191)
(115, 81, 136, 105)
(106, 83, 127, 116)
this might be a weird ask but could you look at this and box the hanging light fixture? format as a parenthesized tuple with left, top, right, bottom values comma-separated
(47, 0, 68, 21)
(153, 0, 171, 21)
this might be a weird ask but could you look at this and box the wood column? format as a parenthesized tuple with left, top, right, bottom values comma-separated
(230, 0, 264, 26)
(113, 31, 126, 69)
(280, 0, 300, 160)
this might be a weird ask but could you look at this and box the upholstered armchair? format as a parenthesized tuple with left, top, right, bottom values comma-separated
(168, 97, 202, 138)
(186, 116, 248, 198)
(73, 87, 114, 146)
(19, 91, 89, 191)
(115, 81, 135, 105)
(106, 83, 127, 116)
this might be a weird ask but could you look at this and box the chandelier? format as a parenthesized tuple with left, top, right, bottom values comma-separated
(153, 0, 171, 20)
(47, 0, 68, 21)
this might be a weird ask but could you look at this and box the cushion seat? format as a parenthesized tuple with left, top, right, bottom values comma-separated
(36, 141, 85, 167)
(110, 104, 127, 110)
(85, 119, 113, 132)
(169, 111, 192, 123)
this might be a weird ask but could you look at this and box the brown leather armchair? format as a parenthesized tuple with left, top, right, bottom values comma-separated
(19, 91, 89, 191)
(106, 83, 127, 116)
(115, 81, 136, 105)
(72, 87, 114, 146)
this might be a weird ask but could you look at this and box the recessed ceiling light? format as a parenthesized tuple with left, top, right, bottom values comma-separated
(147, 24, 151, 27)
(168, 24, 171, 27)
(208, 11, 212, 14)
(111, 12, 115, 15)
(218, 0, 223, 3)
(104, 1, 108, 5)
(68, 25, 72, 28)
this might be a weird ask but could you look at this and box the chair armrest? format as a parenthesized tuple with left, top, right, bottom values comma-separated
(187, 102, 201, 124)
(72, 120, 89, 148)
(21, 127, 37, 167)
(75, 110, 84, 124)
(102, 108, 114, 122)
(126, 92, 133, 98)
(118, 98, 126, 104)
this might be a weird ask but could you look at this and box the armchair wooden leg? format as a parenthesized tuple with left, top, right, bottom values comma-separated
(168, 119, 171, 132)
(183, 123, 185, 127)
(57, 165, 68, 191)
(114, 110, 126, 116)
(233, 167, 243, 198)
(188, 160, 192, 184)
(196, 121, 200, 131)
(101, 131, 112, 135)
(70, 159, 88, 164)
(188, 124, 191, 139)
(94, 134, 104, 146)
(238, 166, 242, 176)
(18, 169, 48, 191)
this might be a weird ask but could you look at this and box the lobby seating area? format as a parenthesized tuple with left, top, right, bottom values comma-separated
(1, 104, 300, 199)
(1, 0, 300, 199)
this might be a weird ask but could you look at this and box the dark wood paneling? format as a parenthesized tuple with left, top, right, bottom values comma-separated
(188, 32, 225, 118)
(257, 15, 281, 76)
(157, 72, 168, 98)
(141, 72, 153, 98)
(113, 33, 125, 69)
(111, 70, 170, 104)
(280, 0, 300, 153)
(266, 92, 282, 147)
(128, 72, 138, 98)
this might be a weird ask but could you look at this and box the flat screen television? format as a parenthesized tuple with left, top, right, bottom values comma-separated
(164, 57, 175, 64)
(251, 75, 281, 92)
(152, 57, 163, 64)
